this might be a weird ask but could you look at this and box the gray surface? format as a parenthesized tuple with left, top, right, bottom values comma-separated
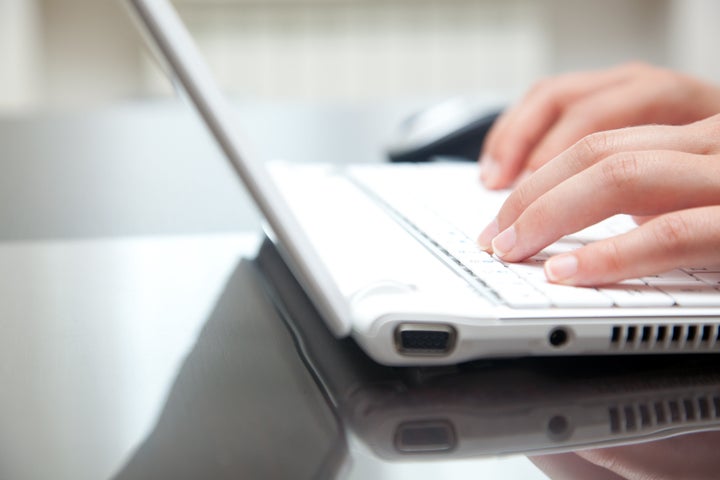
(0, 100, 412, 241)
(0, 233, 546, 480)
(113, 255, 343, 480)
(0, 234, 260, 479)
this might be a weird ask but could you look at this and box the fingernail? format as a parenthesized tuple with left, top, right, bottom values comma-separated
(491, 225, 516, 258)
(477, 218, 499, 250)
(480, 154, 498, 186)
(545, 254, 578, 283)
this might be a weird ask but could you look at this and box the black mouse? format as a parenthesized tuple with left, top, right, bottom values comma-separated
(387, 98, 503, 163)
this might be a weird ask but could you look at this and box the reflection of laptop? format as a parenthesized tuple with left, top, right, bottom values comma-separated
(256, 237, 720, 459)
(128, 0, 720, 366)
(357, 365, 720, 459)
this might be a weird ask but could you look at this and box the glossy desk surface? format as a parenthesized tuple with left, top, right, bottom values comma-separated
(1, 104, 720, 479)
(3, 233, 720, 480)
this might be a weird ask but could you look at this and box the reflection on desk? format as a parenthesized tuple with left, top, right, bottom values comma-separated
(255, 237, 720, 479)
(113, 236, 720, 479)
(0, 234, 258, 480)
(5, 233, 717, 478)
(114, 237, 543, 479)
(115, 255, 343, 479)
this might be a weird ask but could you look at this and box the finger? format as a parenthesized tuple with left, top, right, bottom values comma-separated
(481, 66, 634, 189)
(521, 66, 720, 174)
(576, 431, 720, 479)
(530, 454, 626, 480)
(492, 151, 720, 262)
(632, 215, 658, 225)
(477, 124, 710, 249)
(544, 206, 720, 286)
(524, 79, 676, 173)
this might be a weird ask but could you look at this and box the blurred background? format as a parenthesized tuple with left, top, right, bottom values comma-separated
(1, 0, 720, 241)
(1, 0, 719, 112)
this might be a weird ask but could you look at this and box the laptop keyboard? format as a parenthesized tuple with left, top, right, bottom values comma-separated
(348, 163, 720, 309)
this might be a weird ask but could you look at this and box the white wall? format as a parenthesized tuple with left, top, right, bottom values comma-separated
(545, 0, 671, 72)
(0, 0, 717, 110)
(669, 0, 720, 83)
(0, 0, 42, 110)
(171, 0, 549, 100)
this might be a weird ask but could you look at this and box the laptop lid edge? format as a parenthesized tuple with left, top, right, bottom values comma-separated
(126, 0, 352, 336)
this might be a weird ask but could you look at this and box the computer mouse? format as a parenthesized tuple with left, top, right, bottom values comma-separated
(387, 97, 503, 163)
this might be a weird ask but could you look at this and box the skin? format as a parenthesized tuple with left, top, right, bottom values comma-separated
(476, 63, 720, 286)
(529, 431, 720, 480)
(481, 63, 720, 189)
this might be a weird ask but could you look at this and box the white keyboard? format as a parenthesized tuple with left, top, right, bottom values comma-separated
(349, 163, 720, 309)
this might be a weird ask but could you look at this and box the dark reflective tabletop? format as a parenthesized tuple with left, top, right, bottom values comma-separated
(113, 237, 720, 479)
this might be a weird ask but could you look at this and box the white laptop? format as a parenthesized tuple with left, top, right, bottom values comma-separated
(128, 0, 720, 366)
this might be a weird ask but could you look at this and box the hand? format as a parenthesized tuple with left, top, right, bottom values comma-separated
(476, 114, 720, 286)
(530, 431, 720, 480)
(480, 63, 720, 189)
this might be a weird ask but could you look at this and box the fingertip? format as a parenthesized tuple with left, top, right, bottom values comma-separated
(491, 226, 516, 259)
(477, 217, 499, 250)
(480, 154, 499, 186)
(481, 154, 515, 190)
(544, 254, 579, 284)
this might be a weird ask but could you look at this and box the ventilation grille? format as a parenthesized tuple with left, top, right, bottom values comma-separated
(609, 394, 720, 434)
(610, 324, 720, 351)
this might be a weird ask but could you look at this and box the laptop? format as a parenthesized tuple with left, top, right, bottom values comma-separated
(256, 237, 720, 459)
(127, 0, 720, 366)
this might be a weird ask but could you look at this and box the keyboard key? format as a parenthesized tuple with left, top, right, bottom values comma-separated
(642, 270, 699, 286)
(683, 266, 720, 274)
(473, 266, 525, 286)
(497, 286, 553, 308)
(535, 282, 614, 308)
(599, 284, 675, 307)
(449, 245, 494, 264)
(505, 262, 547, 282)
(657, 285, 720, 307)
(694, 272, 720, 286)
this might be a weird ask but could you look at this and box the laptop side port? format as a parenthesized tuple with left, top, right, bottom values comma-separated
(394, 420, 456, 453)
(395, 323, 456, 356)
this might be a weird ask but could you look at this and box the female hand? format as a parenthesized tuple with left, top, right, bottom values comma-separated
(530, 431, 720, 480)
(477, 114, 720, 286)
(480, 63, 720, 189)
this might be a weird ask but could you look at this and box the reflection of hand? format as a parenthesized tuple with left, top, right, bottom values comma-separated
(480, 63, 720, 189)
(530, 431, 720, 480)
(476, 114, 720, 286)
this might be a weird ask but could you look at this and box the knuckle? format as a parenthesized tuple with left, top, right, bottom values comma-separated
(509, 182, 534, 214)
(652, 215, 692, 254)
(600, 153, 643, 190)
(595, 239, 625, 275)
(576, 131, 612, 158)
(524, 195, 555, 232)
(500, 181, 538, 224)
(698, 113, 720, 139)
